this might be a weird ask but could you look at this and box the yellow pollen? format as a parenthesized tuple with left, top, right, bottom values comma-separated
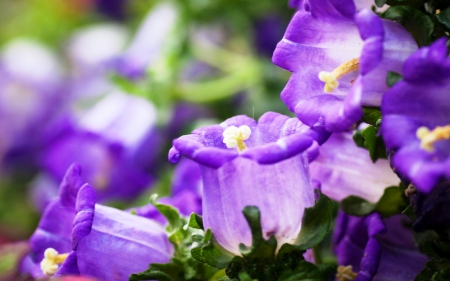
(318, 58, 360, 93)
(40, 248, 69, 276)
(223, 125, 251, 153)
(436, 9, 441, 14)
(336, 265, 358, 281)
(416, 125, 450, 152)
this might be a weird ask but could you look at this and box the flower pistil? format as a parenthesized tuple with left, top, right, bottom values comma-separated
(416, 125, 450, 152)
(336, 265, 358, 281)
(40, 248, 69, 276)
(223, 125, 251, 152)
(318, 58, 359, 93)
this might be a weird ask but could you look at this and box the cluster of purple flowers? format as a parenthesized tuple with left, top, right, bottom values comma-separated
(7, 0, 450, 280)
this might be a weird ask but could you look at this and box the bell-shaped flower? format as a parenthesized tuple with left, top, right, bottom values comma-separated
(24, 163, 173, 280)
(333, 212, 428, 280)
(36, 91, 158, 207)
(382, 38, 450, 193)
(310, 132, 399, 202)
(272, 0, 417, 132)
(169, 112, 329, 255)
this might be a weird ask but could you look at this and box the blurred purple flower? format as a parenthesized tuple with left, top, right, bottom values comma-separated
(25, 164, 173, 280)
(253, 15, 287, 57)
(169, 112, 328, 255)
(272, 0, 417, 132)
(95, 0, 127, 21)
(382, 38, 450, 194)
(310, 132, 399, 203)
(334, 212, 428, 280)
(36, 92, 159, 206)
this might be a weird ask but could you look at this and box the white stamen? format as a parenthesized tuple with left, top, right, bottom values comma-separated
(222, 125, 251, 152)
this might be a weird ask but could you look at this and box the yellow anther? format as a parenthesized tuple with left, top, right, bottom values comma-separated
(318, 58, 360, 93)
(40, 248, 69, 276)
(223, 125, 251, 153)
(416, 125, 450, 152)
(336, 265, 358, 281)
(436, 9, 441, 14)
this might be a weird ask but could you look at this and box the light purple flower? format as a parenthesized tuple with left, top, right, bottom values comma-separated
(310, 132, 399, 203)
(272, 0, 417, 132)
(169, 112, 328, 255)
(381, 38, 450, 194)
(25, 164, 173, 281)
(333, 212, 428, 281)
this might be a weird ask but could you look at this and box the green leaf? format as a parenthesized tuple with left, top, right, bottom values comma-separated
(149, 194, 183, 233)
(191, 229, 235, 269)
(294, 192, 334, 250)
(361, 125, 387, 162)
(433, 268, 450, 280)
(187, 213, 204, 230)
(362, 108, 382, 127)
(436, 6, 450, 30)
(375, 186, 408, 217)
(277, 261, 330, 281)
(239, 206, 278, 260)
(129, 259, 184, 281)
(239, 271, 256, 281)
(415, 259, 450, 281)
(341, 196, 376, 216)
(353, 130, 366, 148)
(382, 6, 434, 46)
(386, 71, 403, 87)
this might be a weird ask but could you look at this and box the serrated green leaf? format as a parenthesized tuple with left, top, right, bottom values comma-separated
(386, 71, 403, 87)
(382, 6, 434, 46)
(375, 186, 408, 217)
(187, 213, 204, 230)
(191, 229, 235, 269)
(436, 6, 450, 30)
(294, 192, 334, 250)
(239, 206, 278, 260)
(340, 196, 376, 216)
(362, 108, 382, 126)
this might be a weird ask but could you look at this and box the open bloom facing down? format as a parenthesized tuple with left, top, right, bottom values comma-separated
(382, 38, 450, 193)
(169, 112, 329, 255)
(334, 212, 428, 281)
(25, 164, 173, 281)
(272, 0, 417, 132)
(310, 132, 400, 203)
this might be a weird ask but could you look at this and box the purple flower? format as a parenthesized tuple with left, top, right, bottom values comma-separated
(95, 0, 127, 21)
(333, 212, 428, 280)
(169, 112, 328, 255)
(25, 164, 173, 280)
(272, 0, 417, 132)
(381, 38, 450, 194)
(36, 92, 158, 206)
(310, 132, 399, 202)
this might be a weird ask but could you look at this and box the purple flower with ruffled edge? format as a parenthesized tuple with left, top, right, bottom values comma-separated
(310, 132, 400, 203)
(381, 38, 450, 194)
(333, 212, 428, 280)
(272, 0, 417, 132)
(25, 163, 173, 280)
(169, 112, 329, 255)
(37, 92, 158, 206)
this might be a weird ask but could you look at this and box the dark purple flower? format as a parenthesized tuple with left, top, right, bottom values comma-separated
(333, 212, 428, 281)
(310, 132, 399, 202)
(253, 15, 288, 57)
(95, 0, 127, 21)
(37, 92, 158, 205)
(169, 112, 328, 255)
(381, 38, 450, 193)
(272, 1, 417, 132)
(25, 164, 173, 280)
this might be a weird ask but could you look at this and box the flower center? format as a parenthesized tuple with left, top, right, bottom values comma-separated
(223, 125, 251, 152)
(40, 248, 69, 276)
(318, 58, 360, 93)
(336, 265, 358, 281)
(416, 125, 450, 152)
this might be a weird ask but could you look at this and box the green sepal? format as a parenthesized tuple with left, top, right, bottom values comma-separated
(386, 71, 403, 87)
(341, 186, 408, 217)
(239, 206, 278, 260)
(293, 191, 334, 251)
(187, 213, 204, 230)
(191, 229, 235, 269)
(415, 259, 450, 281)
(362, 108, 382, 127)
(382, 6, 434, 47)
(436, 7, 450, 30)
(276, 261, 334, 281)
(361, 125, 387, 162)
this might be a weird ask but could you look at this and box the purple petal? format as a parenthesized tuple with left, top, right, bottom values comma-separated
(72, 184, 96, 250)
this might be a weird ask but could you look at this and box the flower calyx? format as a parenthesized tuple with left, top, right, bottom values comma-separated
(336, 265, 358, 281)
(416, 125, 450, 152)
(40, 248, 69, 276)
(318, 58, 359, 93)
(223, 125, 251, 152)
